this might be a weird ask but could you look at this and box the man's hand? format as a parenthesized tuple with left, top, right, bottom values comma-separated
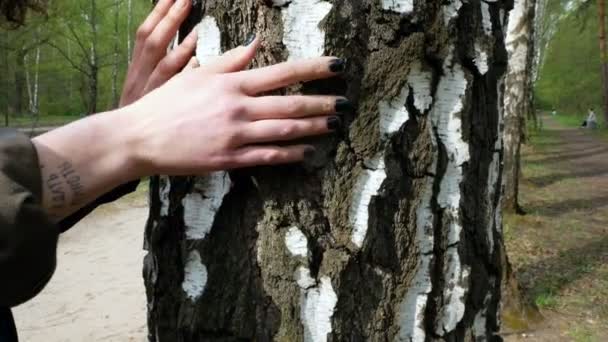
(119, 0, 197, 107)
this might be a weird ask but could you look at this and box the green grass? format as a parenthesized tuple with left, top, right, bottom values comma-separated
(2, 114, 80, 128)
(534, 290, 559, 309)
(568, 325, 599, 342)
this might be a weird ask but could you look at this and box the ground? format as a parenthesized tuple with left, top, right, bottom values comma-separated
(504, 115, 608, 341)
(12, 189, 149, 342)
(9, 116, 608, 341)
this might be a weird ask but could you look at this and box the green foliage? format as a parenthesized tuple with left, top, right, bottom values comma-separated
(535, 0, 602, 115)
(534, 290, 558, 308)
(0, 0, 151, 126)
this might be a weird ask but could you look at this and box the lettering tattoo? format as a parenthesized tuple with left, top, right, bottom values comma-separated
(44, 161, 85, 212)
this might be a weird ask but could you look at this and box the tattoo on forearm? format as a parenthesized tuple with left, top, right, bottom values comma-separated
(44, 161, 85, 212)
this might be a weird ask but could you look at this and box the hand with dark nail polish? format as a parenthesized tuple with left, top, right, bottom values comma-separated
(243, 33, 256, 46)
(329, 58, 346, 73)
(327, 116, 342, 131)
(335, 98, 354, 113)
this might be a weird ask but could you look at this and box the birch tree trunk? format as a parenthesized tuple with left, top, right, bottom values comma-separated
(144, 1, 508, 340)
(87, 0, 99, 114)
(503, 0, 536, 214)
(111, 0, 120, 108)
(127, 0, 133, 64)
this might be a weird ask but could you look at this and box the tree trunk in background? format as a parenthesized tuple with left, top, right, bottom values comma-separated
(87, 0, 99, 114)
(14, 49, 26, 116)
(111, 0, 120, 108)
(127, 0, 133, 64)
(598, 0, 608, 124)
(503, 0, 536, 214)
(144, 1, 508, 340)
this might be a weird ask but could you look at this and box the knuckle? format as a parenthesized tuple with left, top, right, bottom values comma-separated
(136, 25, 152, 41)
(228, 100, 247, 119)
(262, 150, 283, 164)
(145, 36, 163, 52)
(285, 97, 303, 116)
(157, 59, 174, 75)
(225, 130, 242, 146)
(282, 64, 299, 82)
(279, 123, 298, 138)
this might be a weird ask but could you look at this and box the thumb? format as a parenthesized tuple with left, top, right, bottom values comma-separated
(199, 34, 260, 74)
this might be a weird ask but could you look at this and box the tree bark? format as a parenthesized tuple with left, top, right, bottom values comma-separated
(127, 0, 133, 64)
(144, 1, 508, 340)
(599, 0, 608, 124)
(87, 0, 99, 114)
(14, 49, 26, 116)
(503, 0, 536, 214)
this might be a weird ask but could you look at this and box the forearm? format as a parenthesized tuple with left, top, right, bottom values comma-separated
(32, 109, 141, 221)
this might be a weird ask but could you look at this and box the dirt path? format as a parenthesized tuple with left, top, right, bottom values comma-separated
(12, 192, 149, 342)
(504, 115, 608, 341)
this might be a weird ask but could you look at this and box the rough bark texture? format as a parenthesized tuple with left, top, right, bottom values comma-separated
(144, 1, 509, 341)
(502, 0, 535, 214)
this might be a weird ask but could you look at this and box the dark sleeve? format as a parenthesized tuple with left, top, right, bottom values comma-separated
(0, 129, 58, 307)
(57, 180, 139, 233)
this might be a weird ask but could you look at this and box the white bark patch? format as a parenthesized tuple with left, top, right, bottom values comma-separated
(481, 2, 492, 36)
(473, 292, 492, 339)
(486, 152, 500, 254)
(182, 172, 232, 240)
(159, 176, 171, 216)
(196, 16, 221, 64)
(431, 53, 471, 335)
(443, 0, 463, 25)
(285, 226, 309, 258)
(474, 43, 489, 75)
(379, 86, 410, 136)
(349, 158, 387, 248)
(300, 276, 338, 342)
(281, 0, 333, 60)
(396, 176, 435, 342)
(437, 248, 470, 335)
(295, 266, 316, 289)
(381, 0, 414, 14)
(407, 63, 433, 113)
(182, 251, 208, 301)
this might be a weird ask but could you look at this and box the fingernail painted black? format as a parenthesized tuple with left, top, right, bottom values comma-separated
(327, 116, 342, 130)
(335, 98, 353, 113)
(329, 58, 346, 73)
(243, 33, 256, 46)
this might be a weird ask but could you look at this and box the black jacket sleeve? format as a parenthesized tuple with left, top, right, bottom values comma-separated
(0, 128, 139, 307)
(0, 129, 58, 307)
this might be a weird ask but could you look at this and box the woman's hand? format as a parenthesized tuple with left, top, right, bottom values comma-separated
(119, 0, 197, 107)
(125, 42, 349, 176)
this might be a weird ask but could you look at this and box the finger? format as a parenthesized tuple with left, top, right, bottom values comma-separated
(240, 116, 340, 144)
(133, 0, 174, 63)
(140, 0, 192, 72)
(143, 27, 198, 93)
(245, 95, 350, 120)
(237, 57, 345, 95)
(229, 145, 315, 168)
(198, 34, 261, 74)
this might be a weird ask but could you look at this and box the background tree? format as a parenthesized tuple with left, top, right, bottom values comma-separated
(144, 0, 509, 340)
(503, 0, 537, 213)
(0, 0, 150, 121)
